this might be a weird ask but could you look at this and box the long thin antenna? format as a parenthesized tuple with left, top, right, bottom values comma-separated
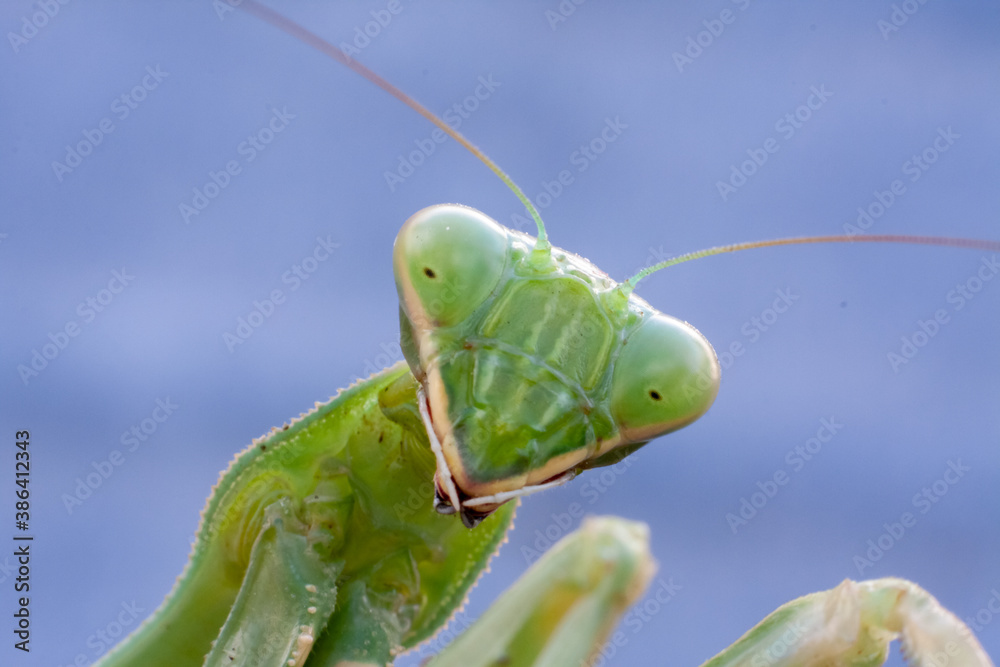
(237, 0, 550, 252)
(624, 234, 1000, 293)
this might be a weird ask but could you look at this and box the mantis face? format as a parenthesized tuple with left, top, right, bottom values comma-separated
(394, 204, 721, 526)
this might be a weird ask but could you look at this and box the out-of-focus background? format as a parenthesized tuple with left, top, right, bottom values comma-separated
(2, 2, 998, 665)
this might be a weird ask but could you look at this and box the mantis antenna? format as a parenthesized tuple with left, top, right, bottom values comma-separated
(238, 2, 998, 287)
(622, 235, 1000, 295)
(236, 0, 550, 253)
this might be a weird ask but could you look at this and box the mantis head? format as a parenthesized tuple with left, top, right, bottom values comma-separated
(239, 2, 1000, 532)
(393, 204, 720, 527)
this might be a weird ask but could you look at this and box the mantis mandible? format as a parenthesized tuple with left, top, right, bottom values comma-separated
(23, 3, 996, 666)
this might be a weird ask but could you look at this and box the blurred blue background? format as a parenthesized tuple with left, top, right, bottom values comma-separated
(1, 2, 998, 665)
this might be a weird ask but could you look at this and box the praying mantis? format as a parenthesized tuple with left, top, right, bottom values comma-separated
(5, 2, 997, 666)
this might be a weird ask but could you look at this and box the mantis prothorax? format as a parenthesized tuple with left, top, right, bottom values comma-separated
(94, 3, 998, 666)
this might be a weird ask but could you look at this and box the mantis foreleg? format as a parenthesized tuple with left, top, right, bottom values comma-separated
(203, 497, 342, 667)
(702, 577, 993, 667)
(427, 516, 655, 667)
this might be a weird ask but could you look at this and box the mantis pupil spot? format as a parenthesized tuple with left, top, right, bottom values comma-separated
(424, 267, 436, 278)
(649, 390, 662, 401)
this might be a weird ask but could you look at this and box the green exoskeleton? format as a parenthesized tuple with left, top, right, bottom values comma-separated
(95, 3, 999, 666)
(96, 203, 719, 666)
(95, 200, 998, 667)
(395, 204, 718, 528)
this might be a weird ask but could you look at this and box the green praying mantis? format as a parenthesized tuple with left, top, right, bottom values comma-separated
(81, 3, 1000, 666)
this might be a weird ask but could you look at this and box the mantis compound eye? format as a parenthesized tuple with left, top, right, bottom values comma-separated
(393, 204, 508, 331)
(610, 313, 721, 444)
